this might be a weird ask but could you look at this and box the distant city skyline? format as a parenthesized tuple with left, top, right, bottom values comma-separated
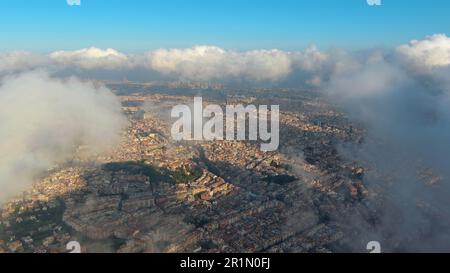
(0, 0, 449, 52)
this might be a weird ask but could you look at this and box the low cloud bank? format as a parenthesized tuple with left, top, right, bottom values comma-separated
(147, 46, 292, 82)
(323, 36, 450, 251)
(50, 47, 130, 70)
(397, 34, 450, 68)
(1, 34, 449, 86)
(0, 71, 126, 202)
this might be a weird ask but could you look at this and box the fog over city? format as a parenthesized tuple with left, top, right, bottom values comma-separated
(0, 72, 126, 203)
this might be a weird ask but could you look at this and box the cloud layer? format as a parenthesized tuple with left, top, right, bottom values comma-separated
(397, 34, 450, 68)
(148, 46, 293, 81)
(0, 72, 126, 202)
(0, 45, 326, 83)
(322, 36, 450, 251)
(50, 47, 130, 70)
(1, 34, 448, 86)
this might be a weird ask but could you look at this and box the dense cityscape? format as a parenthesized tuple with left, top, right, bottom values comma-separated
(0, 81, 445, 253)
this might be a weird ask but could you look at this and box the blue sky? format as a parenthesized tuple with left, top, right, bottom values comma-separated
(0, 0, 449, 52)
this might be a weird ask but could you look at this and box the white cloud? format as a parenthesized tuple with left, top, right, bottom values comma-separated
(397, 34, 450, 68)
(0, 46, 329, 83)
(0, 71, 126, 202)
(0, 51, 50, 73)
(0, 35, 448, 85)
(50, 47, 129, 70)
(292, 45, 329, 72)
(147, 45, 293, 81)
(327, 58, 406, 99)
